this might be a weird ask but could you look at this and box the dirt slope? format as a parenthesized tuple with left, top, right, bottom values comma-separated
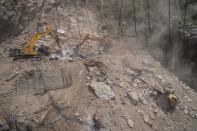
(0, 36, 197, 131)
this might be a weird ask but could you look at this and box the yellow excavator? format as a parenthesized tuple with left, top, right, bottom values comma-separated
(168, 93, 178, 107)
(10, 23, 54, 60)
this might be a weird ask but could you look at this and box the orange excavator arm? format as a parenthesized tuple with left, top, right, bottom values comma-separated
(79, 34, 102, 46)
(21, 25, 52, 56)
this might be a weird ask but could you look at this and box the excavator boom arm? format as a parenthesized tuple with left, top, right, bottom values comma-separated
(22, 25, 52, 55)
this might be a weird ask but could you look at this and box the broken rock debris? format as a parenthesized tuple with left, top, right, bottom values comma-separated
(127, 91, 139, 106)
(93, 113, 105, 128)
(57, 28, 65, 34)
(126, 119, 134, 128)
(137, 109, 153, 128)
(90, 80, 115, 100)
(142, 113, 153, 127)
(50, 45, 75, 61)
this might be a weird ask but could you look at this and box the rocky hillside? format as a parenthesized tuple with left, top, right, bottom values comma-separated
(0, 34, 197, 131)
(0, 0, 197, 131)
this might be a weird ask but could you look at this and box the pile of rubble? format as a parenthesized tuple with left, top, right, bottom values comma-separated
(86, 62, 115, 100)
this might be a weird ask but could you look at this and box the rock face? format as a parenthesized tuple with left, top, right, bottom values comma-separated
(0, 0, 55, 42)
(0, 0, 23, 42)
(0, 114, 35, 131)
(16, 69, 72, 95)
